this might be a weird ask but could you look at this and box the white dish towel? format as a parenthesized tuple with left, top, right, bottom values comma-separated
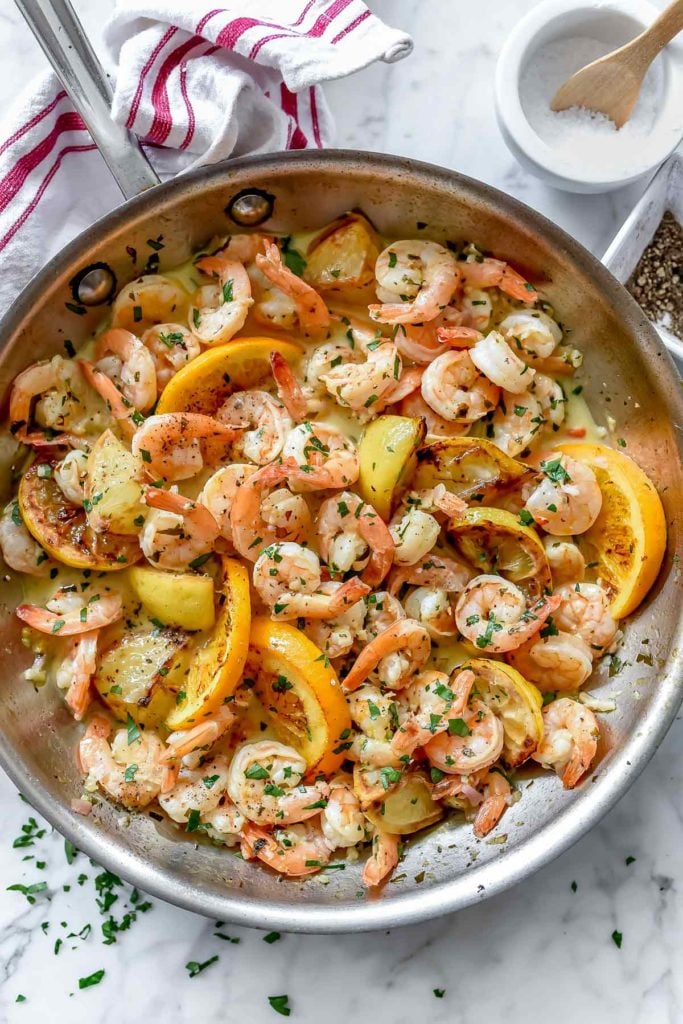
(0, 0, 412, 307)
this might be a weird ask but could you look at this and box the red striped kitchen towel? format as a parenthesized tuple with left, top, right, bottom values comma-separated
(0, 0, 411, 306)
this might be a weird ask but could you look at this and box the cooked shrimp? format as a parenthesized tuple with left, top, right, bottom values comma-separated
(53, 449, 89, 506)
(161, 707, 236, 767)
(321, 341, 402, 420)
(78, 360, 139, 438)
(459, 288, 493, 331)
(459, 256, 538, 303)
(255, 241, 330, 336)
(425, 698, 504, 775)
(217, 390, 292, 465)
(370, 241, 460, 324)
(253, 542, 368, 620)
(0, 501, 49, 576)
(9, 356, 96, 446)
(388, 551, 472, 597)
(531, 373, 565, 429)
(94, 328, 157, 412)
(227, 741, 328, 825)
(553, 582, 618, 655)
(321, 776, 367, 848)
(490, 388, 544, 457)
(303, 581, 367, 659)
(532, 697, 599, 788)
(391, 669, 457, 756)
(362, 830, 400, 887)
(342, 618, 431, 692)
(57, 631, 98, 720)
(141, 487, 219, 570)
(499, 310, 562, 362)
(78, 716, 166, 809)
(198, 464, 257, 546)
(455, 574, 560, 653)
(398, 388, 470, 440)
(523, 453, 602, 535)
(508, 631, 594, 692)
(544, 537, 586, 586)
(190, 253, 253, 344)
(421, 350, 500, 423)
(470, 330, 535, 394)
(282, 422, 359, 491)
(229, 460, 310, 560)
(241, 821, 334, 876)
(347, 685, 401, 775)
(403, 586, 456, 639)
(317, 491, 395, 587)
(111, 274, 189, 333)
(270, 351, 308, 422)
(17, 589, 122, 635)
(302, 339, 361, 411)
(132, 413, 237, 481)
(141, 324, 201, 389)
(158, 755, 245, 842)
(389, 487, 466, 566)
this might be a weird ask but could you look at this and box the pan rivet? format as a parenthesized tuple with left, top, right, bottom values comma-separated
(71, 264, 117, 306)
(226, 189, 275, 226)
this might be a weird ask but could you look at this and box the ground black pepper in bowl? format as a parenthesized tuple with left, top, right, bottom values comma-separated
(627, 211, 683, 339)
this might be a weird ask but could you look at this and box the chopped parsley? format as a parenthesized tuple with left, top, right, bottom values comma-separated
(78, 969, 105, 990)
(186, 956, 219, 978)
(268, 994, 291, 1017)
(126, 713, 141, 745)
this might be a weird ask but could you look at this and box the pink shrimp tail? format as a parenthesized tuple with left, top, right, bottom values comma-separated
(78, 359, 138, 435)
(328, 577, 371, 615)
(436, 326, 484, 348)
(270, 351, 308, 422)
(362, 832, 399, 888)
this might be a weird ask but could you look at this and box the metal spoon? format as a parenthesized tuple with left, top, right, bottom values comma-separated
(551, 0, 683, 127)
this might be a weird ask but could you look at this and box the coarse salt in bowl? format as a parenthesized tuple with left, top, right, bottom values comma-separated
(495, 0, 683, 193)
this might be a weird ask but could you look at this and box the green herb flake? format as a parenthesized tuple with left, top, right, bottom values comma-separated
(78, 969, 105, 990)
(268, 994, 291, 1017)
(126, 713, 141, 745)
(186, 956, 219, 978)
(447, 717, 471, 737)
(611, 930, 623, 949)
(263, 931, 281, 944)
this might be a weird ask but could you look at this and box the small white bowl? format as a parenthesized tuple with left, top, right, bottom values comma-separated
(495, 0, 683, 193)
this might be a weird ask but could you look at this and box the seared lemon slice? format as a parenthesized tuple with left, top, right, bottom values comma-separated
(19, 462, 141, 571)
(364, 772, 443, 835)
(156, 337, 302, 415)
(557, 442, 666, 618)
(447, 507, 552, 600)
(165, 557, 250, 729)
(463, 658, 543, 768)
(358, 414, 426, 520)
(249, 618, 352, 777)
(95, 628, 189, 728)
(414, 436, 530, 502)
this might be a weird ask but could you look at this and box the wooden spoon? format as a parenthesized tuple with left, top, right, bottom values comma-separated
(550, 0, 683, 127)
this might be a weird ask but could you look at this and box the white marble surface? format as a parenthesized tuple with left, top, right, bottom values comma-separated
(0, 1, 681, 1022)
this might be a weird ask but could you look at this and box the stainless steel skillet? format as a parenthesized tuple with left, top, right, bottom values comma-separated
(0, 0, 680, 933)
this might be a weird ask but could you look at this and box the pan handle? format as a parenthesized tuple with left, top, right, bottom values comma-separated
(15, 0, 160, 200)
